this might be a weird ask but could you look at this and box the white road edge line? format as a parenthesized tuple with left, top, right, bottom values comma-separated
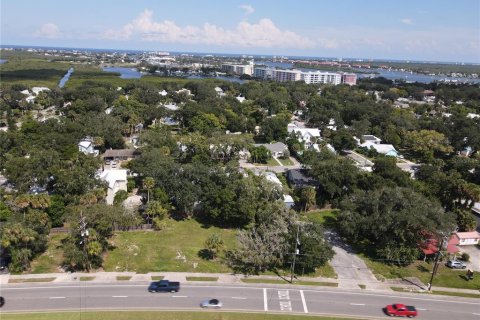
(112, 296, 128, 298)
(300, 290, 308, 313)
(263, 288, 268, 311)
(472, 313, 480, 316)
(350, 303, 365, 306)
(49, 297, 66, 299)
(231, 297, 246, 300)
(172, 295, 188, 298)
(417, 308, 427, 310)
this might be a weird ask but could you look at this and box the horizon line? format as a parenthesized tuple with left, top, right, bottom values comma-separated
(1, 44, 480, 66)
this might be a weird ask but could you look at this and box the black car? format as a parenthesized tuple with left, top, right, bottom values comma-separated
(148, 280, 180, 293)
(0, 296, 5, 308)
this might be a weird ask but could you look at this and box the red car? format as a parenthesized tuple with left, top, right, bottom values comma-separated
(385, 304, 418, 317)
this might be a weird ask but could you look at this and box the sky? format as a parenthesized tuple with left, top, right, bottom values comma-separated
(1, 0, 479, 63)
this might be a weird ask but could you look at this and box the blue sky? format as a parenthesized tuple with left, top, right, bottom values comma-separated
(1, 0, 479, 62)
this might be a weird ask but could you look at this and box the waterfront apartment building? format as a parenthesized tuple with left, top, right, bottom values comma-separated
(253, 66, 355, 85)
(341, 73, 357, 85)
(221, 63, 254, 75)
(301, 71, 342, 85)
(273, 69, 302, 82)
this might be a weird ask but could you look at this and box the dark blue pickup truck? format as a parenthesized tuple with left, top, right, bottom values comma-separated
(148, 280, 180, 293)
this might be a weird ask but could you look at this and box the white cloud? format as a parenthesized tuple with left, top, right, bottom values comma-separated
(34, 23, 63, 39)
(102, 9, 314, 49)
(401, 18, 414, 25)
(239, 4, 255, 15)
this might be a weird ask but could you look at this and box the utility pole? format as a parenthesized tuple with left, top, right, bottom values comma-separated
(79, 212, 90, 272)
(290, 223, 300, 284)
(428, 236, 445, 291)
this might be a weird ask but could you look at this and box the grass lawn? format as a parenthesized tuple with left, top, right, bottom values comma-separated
(8, 277, 55, 283)
(186, 276, 218, 281)
(361, 256, 480, 290)
(0, 311, 349, 320)
(301, 210, 338, 227)
(241, 278, 338, 287)
(278, 158, 294, 166)
(103, 218, 237, 273)
(29, 234, 67, 274)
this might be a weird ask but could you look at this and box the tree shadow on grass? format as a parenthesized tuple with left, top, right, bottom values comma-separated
(417, 265, 430, 273)
(198, 249, 213, 260)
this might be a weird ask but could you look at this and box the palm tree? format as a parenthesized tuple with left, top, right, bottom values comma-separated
(204, 234, 224, 259)
(143, 177, 155, 203)
(301, 187, 316, 212)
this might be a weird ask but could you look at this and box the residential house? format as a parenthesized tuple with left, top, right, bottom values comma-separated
(78, 137, 99, 156)
(159, 89, 168, 96)
(459, 146, 473, 157)
(254, 170, 294, 209)
(255, 142, 288, 158)
(361, 135, 382, 144)
(288, 122, 321, 150)
(283, 194, 295, 208)
(176, 88, 193, 96)
(163, 103, 179, 111)
(236, 95, 246, 103)
(361, 142, 399, 157)
(103, 149, 141, 162)
(453, 231, 480, 246)
(214, 87, 226, 97)
(99, 169, 128, 205)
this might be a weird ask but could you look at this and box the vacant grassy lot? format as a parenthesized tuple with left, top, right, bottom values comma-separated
(0, 311, 349, 320)
(30, 233, 67, 274)
(103, 218, 237, 273)
(362, 256, 480, 290)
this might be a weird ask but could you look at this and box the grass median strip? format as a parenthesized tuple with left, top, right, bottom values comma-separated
(116, 276, 132, 281)
(151, 276, 164, 280)
(241, 278, 338, 287)
(185, 276, 218, 281)
(0, 311, 350, 320)
(79, 276, 95, 281)
(8, 277, 56, 283)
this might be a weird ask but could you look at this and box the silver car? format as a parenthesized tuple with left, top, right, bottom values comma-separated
(446, 260, 467, 269)
(200, 298, 222, 309)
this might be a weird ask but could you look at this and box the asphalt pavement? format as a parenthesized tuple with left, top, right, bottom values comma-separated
(1, 282, 479, 319)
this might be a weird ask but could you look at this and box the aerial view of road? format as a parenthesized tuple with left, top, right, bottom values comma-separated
(1, 282, 479, 319)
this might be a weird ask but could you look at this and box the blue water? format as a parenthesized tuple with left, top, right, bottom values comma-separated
(58, 67, 74, 88)
(0, 59, 7, 64)
(102, 67, 143, 79)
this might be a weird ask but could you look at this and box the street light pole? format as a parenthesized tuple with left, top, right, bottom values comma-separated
(428, 237, 445, 291)
(290, 223, 300, 284)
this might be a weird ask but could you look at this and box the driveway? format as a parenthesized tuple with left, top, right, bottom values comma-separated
(458, 245, 480, 271)
(326, 230, 386, 290)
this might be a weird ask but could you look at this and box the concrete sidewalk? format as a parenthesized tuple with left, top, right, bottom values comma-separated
(3, 271, 478, 295)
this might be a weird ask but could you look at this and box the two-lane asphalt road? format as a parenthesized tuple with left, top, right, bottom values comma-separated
(1, 282, 479, 319)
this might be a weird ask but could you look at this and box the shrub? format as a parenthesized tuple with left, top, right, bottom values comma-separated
(460, 252, 470, 262)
